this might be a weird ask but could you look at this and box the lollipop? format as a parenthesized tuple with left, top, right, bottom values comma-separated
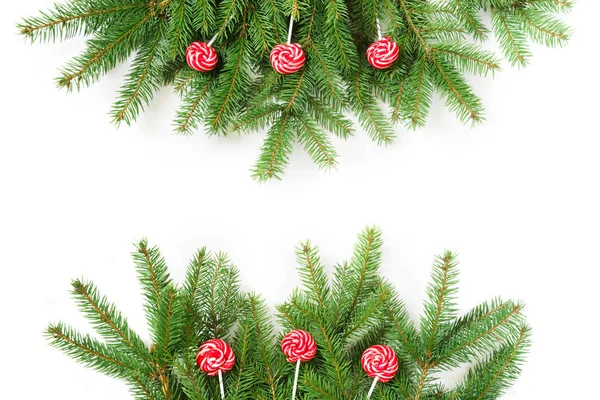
(282, 330, 317, 399)
(361, 345, 398, 398)
(270, 43, 305, 75)
(186, 42, 218, 72)
(366, 36, 399, 69)
(197, 339, 235, 398)
(270, 14, 306, 75)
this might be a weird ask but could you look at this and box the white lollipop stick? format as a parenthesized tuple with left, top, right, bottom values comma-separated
(207, 33, 218, 47)
(218, 370, 225, 399)
(376, 19, 383, 40)
(287, 14, 295, 44)
(367, 377, 378, 399)
(290, 359, 301, 399)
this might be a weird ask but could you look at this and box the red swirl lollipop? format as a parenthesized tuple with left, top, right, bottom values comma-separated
(186, 42, 218, 72)
(362, 345, 398, 398)
(196, 338, 235, 375)
(270, 43, 306, 75)
(282, 329, 317, 362)
(197, 339, 235, 399)
(282, 330, 317, 399)
(366, 37, 399, 70)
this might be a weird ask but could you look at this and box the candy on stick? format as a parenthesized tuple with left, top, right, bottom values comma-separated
(186, 40, 218, 72)
(270, 15, 306, 74)
(281, 329, 317, 399)
(366, 20, 399, 70)
(196, 339, 236, 399)
(361, 345, 398, 398)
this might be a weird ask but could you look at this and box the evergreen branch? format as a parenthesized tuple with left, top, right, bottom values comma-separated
(350, 68, 395, 145)
(434, 301, 523, 368)
(422, 252, 459, 356)
(430, 54, 484, 123)
(232, 104, 282, 133)
(46, 323, 131, 377)
(431, 43, 501, 76)
(517, 8, 570, 47)
(398, 0, 429, 49)
(175, 74, 218, 134)
(399, 56, 435, 128)
(252, 113, 294, 182)
(230, 314, 252, 398)
(112, 21, 166, 125)
(248, 296, 278, 400)
(453, 0, 488, 40)
(166, 0, 192, 59)
(492, 7, 531, 67)
(58, 11, 154, 90)
(208, 17, 251, 133)
(45, 229, 531, 399)
(343, 285, 388, 340)
(303, 373, 342, 399)
(306, 99, 353, 139)
(71, 279, 149, 358)
(297, 241, 330, 311)
(473, 326, 530, 400)
(19, 2, 149, 43)
(379, 281, 420, 362)
(295, 113, 338, 170)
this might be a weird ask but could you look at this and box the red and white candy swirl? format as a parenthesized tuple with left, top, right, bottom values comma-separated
(186, 42, 218, 72)
(361, 345, 398, 383)
(281, 329, 317, 362)
(270, 43, 306, 75)
(366, 37, 399, 70)
(196, 339, 235, 376)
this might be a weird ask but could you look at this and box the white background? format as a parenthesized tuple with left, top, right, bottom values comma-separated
(1, 1, 599, 398)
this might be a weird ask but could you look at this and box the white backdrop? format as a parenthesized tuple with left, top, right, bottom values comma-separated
(1, 2, 598, 399)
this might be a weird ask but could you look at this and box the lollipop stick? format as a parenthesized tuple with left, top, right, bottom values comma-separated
(287, 14, 294, 44)
(218, 370, 225, 399)
(367, 377, 378, 399)
(207, 33, 218, 47)
(291, 359, 301, 400)
(376, 19, 383, 40)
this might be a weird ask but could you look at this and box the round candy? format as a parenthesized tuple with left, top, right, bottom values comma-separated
(270, 43, 306, 75)
(196, 339, 235, 376)
(366, 37, 399, 70)
(186, 42, 218, 72)
(361, 345, 398, 383)
(281, 329, 317, 363)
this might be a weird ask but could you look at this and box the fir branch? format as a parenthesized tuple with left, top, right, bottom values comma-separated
(401, 57, 434, 129)
(349, 67, 395, 145)
(251, 113, 294, 182)
(45, 229, 532, 399)
(166, 0, 194, 60)
(295, 113, 339, 170)
(71, 279, 149, 359)
(19, 2, 149, 43)
(431, 43, 501, 76)
(491, 7, 531, 67)
(112, 21, 166, 125)
(306, 98, 353, 139)
(434, 300, 524, 368)
(57, 10, 154, 90)
(46, 323, 132, 378)
(133, 239, 173, 337)
(430, 54, 484, 124)
(248, 295, 279, 400)
(175, 73, 218, 134)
